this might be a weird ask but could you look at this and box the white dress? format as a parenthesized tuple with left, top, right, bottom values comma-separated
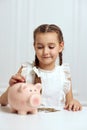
(21, 62, 71, 110)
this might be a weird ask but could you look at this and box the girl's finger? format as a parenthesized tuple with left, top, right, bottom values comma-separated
(12, 75, 25, 82)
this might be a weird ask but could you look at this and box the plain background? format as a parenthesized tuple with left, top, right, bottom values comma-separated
(0, 0, 87, 105)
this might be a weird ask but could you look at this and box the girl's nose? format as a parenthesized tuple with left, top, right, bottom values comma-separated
(43, 47, 49, 55)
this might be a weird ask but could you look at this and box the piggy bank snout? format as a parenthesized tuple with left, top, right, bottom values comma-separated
(29, 94, 41, 107)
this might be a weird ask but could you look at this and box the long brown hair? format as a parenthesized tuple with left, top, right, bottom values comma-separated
(33, 24, 64, 83)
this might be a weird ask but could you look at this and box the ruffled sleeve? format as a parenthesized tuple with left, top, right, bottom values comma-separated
(62, 64, 71, 94)
(21, 62, 35, 83)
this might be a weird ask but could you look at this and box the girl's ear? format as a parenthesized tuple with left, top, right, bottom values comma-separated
(59, 42, 64, 52)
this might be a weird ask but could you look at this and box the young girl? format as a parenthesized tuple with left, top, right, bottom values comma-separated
(0, 24, 82, 111)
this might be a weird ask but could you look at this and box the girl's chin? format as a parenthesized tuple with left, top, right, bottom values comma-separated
(40, 61, 52, 65)
(39, 61, 55, 69)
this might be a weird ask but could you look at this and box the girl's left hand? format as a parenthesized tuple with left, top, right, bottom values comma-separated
(64, 99, 82, 111)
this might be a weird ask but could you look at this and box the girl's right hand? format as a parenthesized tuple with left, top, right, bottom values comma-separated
(9, 73, 26, 86)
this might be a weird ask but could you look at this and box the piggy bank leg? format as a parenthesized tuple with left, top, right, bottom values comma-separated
(18, 110, 27, 115)
(31, 109, 38, 114)
(11, 108, 17, 113)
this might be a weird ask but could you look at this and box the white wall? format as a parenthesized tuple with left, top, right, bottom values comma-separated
(0, 0, 87, 105)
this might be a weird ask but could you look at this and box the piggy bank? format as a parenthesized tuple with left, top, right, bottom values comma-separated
(8, 83, 42, 115)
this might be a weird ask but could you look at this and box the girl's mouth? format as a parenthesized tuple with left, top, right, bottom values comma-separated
(42, 56, 51, 58)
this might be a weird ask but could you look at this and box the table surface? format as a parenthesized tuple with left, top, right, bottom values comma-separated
(0, 105, 87, 130)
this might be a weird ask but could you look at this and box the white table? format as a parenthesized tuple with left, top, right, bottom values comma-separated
(0, 106, 87, 130)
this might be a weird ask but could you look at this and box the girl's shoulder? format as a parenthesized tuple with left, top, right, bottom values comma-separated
(21, 62, 35, 76)
(56, 63, 71, 74)
(21, 61, 34, 68)
(60, 63, 71, 80)
(21, 62, 36, 83)
(61, 63, 71, 73)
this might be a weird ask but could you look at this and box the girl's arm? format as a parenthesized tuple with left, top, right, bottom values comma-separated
(64, 87, 82, 111)
(0, 66, 25, 106)
(0, 87, 9, 106)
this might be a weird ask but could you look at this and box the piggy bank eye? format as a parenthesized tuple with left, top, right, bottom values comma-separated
(34, 89, 37, 92)
(29, 89, 32, 92)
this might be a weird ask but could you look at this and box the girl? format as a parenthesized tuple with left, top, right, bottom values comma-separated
(0, 24, 82, 111)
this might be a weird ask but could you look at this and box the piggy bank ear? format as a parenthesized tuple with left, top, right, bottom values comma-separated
(35, 83, 42, 91)
(17, 83, 27, 93)
(17, 85, 23, 93)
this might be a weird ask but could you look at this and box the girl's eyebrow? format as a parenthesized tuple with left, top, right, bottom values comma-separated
(36, 42, 58, 46)
(48, 43, 56, 44)
(37, 43, 42, 44)
(36, 43, 43, 45)
(48, 43, 57, 45)
(37, 42, 56, 44)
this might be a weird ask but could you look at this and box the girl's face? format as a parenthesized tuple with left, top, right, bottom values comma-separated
(34, 32, 64, 70)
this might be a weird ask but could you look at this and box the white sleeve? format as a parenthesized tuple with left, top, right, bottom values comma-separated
(62, 63, 71, 94)
(21, 62, 35, 83)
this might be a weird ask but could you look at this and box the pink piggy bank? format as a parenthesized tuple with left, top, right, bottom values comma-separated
(8, 83, 42, 115)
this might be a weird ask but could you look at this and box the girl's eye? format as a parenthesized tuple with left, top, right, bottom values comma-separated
(49, 46, 55, 49)
(37, 46, 43, 49)
(34, 89, 37, 92)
